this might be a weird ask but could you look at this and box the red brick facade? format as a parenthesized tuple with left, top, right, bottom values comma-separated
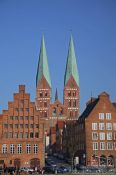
(0, 85, 45, 169)
(63, 92, 116, 167)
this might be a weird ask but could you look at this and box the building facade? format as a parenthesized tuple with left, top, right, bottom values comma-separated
(63, 92, 116, 167)
(0, 85, 45, 169)
(0, 35, 80, 169)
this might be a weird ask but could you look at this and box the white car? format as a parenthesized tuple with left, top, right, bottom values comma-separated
(20, 167, 34, 173)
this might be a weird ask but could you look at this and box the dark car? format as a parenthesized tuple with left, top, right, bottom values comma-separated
(57, 166, 69, 173)
(43, 166, 55, 174)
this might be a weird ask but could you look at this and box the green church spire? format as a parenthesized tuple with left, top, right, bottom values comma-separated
(36, 35, 51, 87)
(64, 35, 79, 87)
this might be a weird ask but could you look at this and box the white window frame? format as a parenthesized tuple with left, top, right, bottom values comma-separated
(100, 142, 106, 150)
(106, 123, 112, 130)
(99, 123, 105, 130)
(92, 132, 98, 140)
(107, 142, 113, 150)
(99, 113, 104, 120)
(99, 132, 105, 140)
(2, 144, 7, 154)
(34, 144, 38, 154)
(92, 123, 97, 130)
(107, 132, 112, 140)
(10, 144, 15, 154)
(93, 142, 98, 150)
(17, 144, 22, 154)
(106, 113, 111, 120)
(26, 144, 31, 154)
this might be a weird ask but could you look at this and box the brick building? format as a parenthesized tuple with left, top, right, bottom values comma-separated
(0, 35, 80, 169)
(63, 92, 116, 167)
(0, 85, 45, 169)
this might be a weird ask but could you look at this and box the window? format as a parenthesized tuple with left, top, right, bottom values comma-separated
(20, 124, 23, 128)
(15, 124, 18, 129)
(106, 113, 111, 120)
(25, 116, 28, 120)
(100, 142, 106, 150)
(2, 144, 7, 153)
(53, 108, 56, 115)
(10, 144, 15, 154)
(25, 124, 28, 128)
(68, 91, 71, 97)
(9, 124, 13, 129)
(30, 132, 34, 138)
(44, 102, 47, 107)
(99, 113, 104, 120)
(4, 124, 8, 129)
(107, 142, 113, 150)
(114, 142, 116, 150)
(20, 116, 23, 120)
(34, 144, 38, 154)
(99, 132, 105, 140)
(10, 116, 13, 120)
(25, 132, 28, 138)
(113, 123, 116, 130)
(9, 132, 13, 138)
(73, 91, 76, 97)
(35, 132, 39, 138)
(14, 133, 18, 138)
(92, 132, 98, 140)
(92, 123, 97, 130)
(19, 108, 23, 112)
(15, 116, 18, 120)
(25, 108, 29, 112)
(30, 124, 34, 128)
(44, 112, 47, 117)
(99, 123, 105, 130)
(35, 124, 39, 128)
(68, 100, 71, 107)
(26, 144, 31, 154)
(93, 142, 98, 150)
(20, 133, 23, 138)
(15, 108, 18, 112)
(45, 92, 47, 97)
(106, 123, 112, 130)
(73, 100, 76, 107)
(17, 144, 22, 154)
(107, 132, 112, 140)
(4, 132, 8, 138)
(30, 116, 34, 120)
(40, 92, 43, 97)
(114, 133, 116, 140)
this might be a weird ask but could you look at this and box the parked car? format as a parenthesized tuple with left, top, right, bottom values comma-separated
(19, 167, 34, 173)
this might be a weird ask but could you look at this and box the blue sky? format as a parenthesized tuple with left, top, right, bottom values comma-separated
(0, 0, 116, 113)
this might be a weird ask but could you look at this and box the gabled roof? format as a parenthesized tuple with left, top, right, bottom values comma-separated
(36, 35, 51, 87)
(80, 98, 99, 119)
(64, 35, 79, 87)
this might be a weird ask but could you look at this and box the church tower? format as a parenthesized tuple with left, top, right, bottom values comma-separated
(36, 35, 51, 118)
(64, 35, 80, 119)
